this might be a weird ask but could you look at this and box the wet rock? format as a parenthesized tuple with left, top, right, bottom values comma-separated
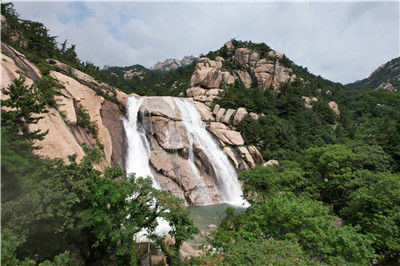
(139, 96, 182, 121)
(151, 116, 189, 150)
(101, 100, 126, 168)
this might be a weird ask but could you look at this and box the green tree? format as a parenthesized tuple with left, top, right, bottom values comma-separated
(211, 194, 374, 264)
(239, 161, 305, 203)
(158, 194, 199, 265)
(341, 172, 400, 263)
(1, 77, 48, 142)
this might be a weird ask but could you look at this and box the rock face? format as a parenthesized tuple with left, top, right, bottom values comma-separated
(101, 100, 126, 168)
(302, 96, 318, 109)
(234, 47, 296, 91)
(153, 55, 197, 72)
(185, 42, 298, 116)
(208, 122, 244, 146)
(328, 101, 340, 116)
(29, 108, 85, 164)
(2, 42, 265, 207)
(1, 43, 128, 171)
(125, 97, 264, 205)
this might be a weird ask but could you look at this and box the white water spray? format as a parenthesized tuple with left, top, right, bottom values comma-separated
(174, 98, 248, 207)
(123, 97, 170, 240)
(123, 97, 160, 189)
(123, 96, 248, 209)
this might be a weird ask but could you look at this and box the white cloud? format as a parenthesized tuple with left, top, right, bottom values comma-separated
(13, 1, 399, 83)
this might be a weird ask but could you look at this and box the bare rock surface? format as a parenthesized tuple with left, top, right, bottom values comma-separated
(302, 96, 318, 109)
(151, 116, 189, 150)
(233, 107, 248, 126)
(328, 101, 340, 116)
(101, 100, 126, 168)
(139, 96, 182, 121)
(192, 100, 215, 121)
(30, 108, 85, 163)
(208, 122, 245, 146)
(222, 109, 236, 124)
(55, 94, 76, 124)
(149, 140, 219, 205)
(50, 71, 113, 168)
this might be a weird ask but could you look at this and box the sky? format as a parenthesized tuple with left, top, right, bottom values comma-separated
(12, 1, 400, 84)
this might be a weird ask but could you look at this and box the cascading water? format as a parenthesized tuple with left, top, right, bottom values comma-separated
(123, 97, 160, 189)
(123, 97, 170, 240)
(123, 96, 248, 207)
(174, 98, 248, 207)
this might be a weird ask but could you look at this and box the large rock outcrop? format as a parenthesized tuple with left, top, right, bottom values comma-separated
(1, 43, 128, 171)
(234, 47, 296, 91)
(2, 42, 265, 206)
(129, 97, 264, 205)
(153, 55, 197, 72)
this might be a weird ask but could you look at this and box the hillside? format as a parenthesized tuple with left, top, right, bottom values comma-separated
(103, 64, 150, 80)
(347, 57, 400, 92)
(2, 2, 400, 265)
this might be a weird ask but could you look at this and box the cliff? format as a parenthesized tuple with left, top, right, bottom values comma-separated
(1, 42, 264, 205)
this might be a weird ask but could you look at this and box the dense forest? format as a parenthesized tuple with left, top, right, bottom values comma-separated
(2, 2, 400, 265)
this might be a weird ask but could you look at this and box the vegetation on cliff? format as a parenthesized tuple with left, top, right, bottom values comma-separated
(2, 2, 400, 265)
(1, 77, 198, 265)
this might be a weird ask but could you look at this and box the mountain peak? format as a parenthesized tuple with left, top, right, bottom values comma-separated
(347, 57, 400, 93)
(153, 55, 197, 72)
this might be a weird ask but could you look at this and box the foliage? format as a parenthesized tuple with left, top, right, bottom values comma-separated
(210, 194, 374, 264)
(158, 194, 199, 265)
(186, 238, 309, 266)
(239, 161, 305, 203)
(1, 77, 48, 142)
(347, 57, 400, 91)
(79, 172, 161, 264)
(75, 103, 98, 138)
(341, 172, 400, 263)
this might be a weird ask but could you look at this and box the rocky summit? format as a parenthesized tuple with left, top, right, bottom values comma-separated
(153, 55, 197, 71)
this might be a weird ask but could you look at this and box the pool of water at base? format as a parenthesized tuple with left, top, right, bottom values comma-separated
(187, 203, 247, 244)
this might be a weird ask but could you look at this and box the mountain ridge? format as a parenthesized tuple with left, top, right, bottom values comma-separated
(347, 57, 400, 93)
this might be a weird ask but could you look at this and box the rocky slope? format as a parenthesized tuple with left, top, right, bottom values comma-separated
(1, 42, 264, 205)
(186, 41, 297, 106)
(153, 55, 197, 72)
(1, 42, 134, 171)
(104, 64, 150, 80)
(347, 57, 400, 93)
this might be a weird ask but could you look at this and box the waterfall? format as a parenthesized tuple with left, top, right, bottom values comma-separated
(174, 98, 247, 206)
(123, 96, 247, 207)
(123, 97, 160, 189)
(123, 97, 170, 241)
